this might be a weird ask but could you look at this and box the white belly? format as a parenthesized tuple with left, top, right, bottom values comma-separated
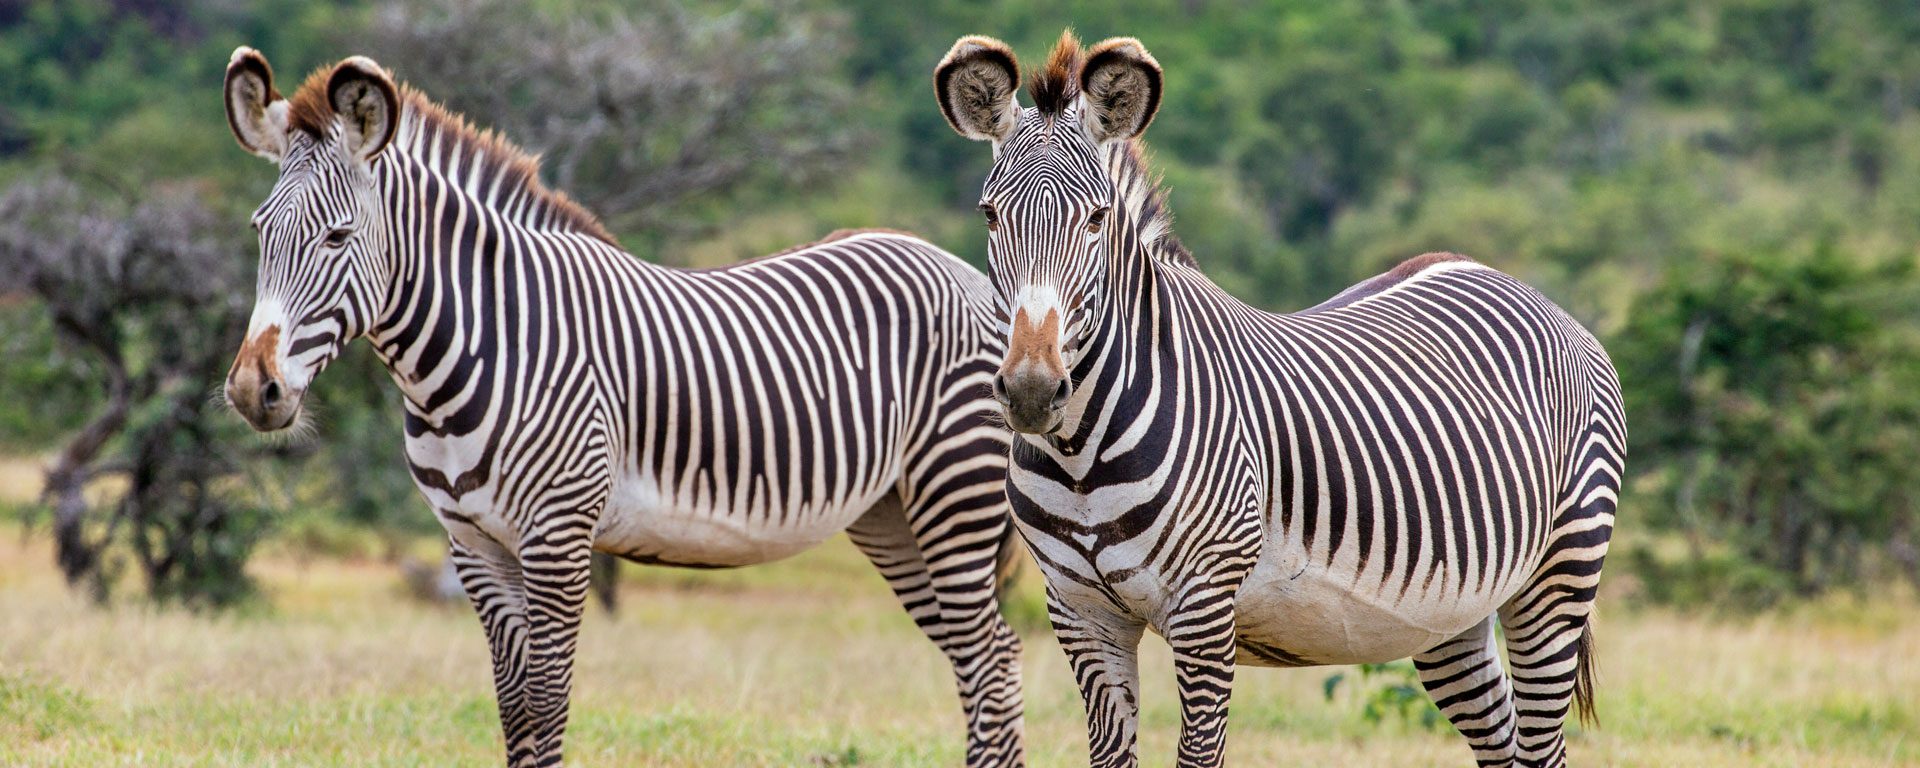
(593, 470, 876, 568)
(1231, 542, 1512, 666)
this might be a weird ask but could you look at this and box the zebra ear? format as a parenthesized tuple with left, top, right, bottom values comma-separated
(224, 46, 289, 162)
(935, 36, 1021, 143)
(1079, 37, 1162, 143)
(327, 56, 400, 163)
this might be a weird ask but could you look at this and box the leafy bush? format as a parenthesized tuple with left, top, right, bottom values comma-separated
(1322, 661, 1445, 732)
(1619, 241, 1920, 604)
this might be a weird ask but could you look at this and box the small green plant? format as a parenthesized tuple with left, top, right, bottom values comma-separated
(1322, 661, 1444, 731)
(808, 746, 862, 766)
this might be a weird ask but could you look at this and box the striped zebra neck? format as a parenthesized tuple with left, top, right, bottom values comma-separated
(359, 122, 640, 416)
(1037, 137, 1225, 454)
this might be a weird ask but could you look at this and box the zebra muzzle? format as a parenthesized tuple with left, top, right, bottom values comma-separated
(225, 325, 302, 432)
(998, 306, 1070, 434)
(993, 369, 1069, 434)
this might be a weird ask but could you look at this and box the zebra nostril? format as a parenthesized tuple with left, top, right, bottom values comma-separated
(991, 374, 1010, 402)
(261, 380, 282, 410)
(1052, 379, 1070, 407)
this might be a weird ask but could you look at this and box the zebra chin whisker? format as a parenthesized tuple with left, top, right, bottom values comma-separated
(251, 401, 320, 447)
(205, 381, 235, 413)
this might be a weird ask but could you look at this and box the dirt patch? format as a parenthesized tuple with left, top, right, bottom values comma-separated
(0, 455, 45, 505)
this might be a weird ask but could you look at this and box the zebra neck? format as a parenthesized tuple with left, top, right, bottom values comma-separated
(363, 152, 635, 422)
(1048, 247, 1171, 456)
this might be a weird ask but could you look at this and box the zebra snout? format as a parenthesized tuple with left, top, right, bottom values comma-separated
(225, 369, 302, 432)
(224, 343, 302, 433)
(996, 369, 1068, 434)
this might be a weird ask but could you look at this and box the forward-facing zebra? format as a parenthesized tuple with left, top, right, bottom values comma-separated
(219, 49, 1025, 767)
(935, 32, 1624, 767)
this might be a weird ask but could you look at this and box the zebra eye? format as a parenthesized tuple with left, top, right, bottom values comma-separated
(978, 203, 1000, 232)
(1087, 207, 1110, 234)
(323, 228, 351, 248)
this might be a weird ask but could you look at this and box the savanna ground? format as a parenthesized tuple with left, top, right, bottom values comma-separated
(0, 466, 1914, 767)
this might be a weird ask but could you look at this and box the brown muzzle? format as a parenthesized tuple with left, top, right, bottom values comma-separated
(994, 307, 1069, 434)
(224, 325, 299, 431)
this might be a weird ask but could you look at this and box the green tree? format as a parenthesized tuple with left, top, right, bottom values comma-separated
(1620, 242, 1920, 605)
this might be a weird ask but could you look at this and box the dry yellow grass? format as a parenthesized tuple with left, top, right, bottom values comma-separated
(0, 526, 1914, 766)
(0, 454, 44, 505)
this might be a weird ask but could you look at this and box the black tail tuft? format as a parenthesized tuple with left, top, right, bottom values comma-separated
(1573, 621, 1598, 727)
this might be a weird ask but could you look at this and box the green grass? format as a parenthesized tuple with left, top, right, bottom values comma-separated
(0, 526, 1915, 766)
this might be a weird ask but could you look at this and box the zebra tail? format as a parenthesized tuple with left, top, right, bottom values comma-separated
(1573, 621, 1598, 727)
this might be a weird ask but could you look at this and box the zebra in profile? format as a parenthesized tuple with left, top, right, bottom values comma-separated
(935, 32, 1624, 767)
(220, 48, 1025, 767)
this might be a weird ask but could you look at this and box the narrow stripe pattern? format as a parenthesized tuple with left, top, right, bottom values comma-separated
(977, 97, 1623, 768)
(242, 90, 1024, 767)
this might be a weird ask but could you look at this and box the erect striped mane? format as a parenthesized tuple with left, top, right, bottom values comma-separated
(1029, 30, 1082, 115)
(1106, 137, 1194, 267)
(282, 66, 616, 245)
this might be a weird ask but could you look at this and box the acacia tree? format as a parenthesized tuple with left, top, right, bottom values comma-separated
(0, 173, 269, 607)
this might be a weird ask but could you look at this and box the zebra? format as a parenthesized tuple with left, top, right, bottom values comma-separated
(935, 32, 1624, 767)
(219, 48, 1025, 767)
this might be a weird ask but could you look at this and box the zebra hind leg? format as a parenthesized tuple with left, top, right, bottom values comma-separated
(1498, 507, 1611, 765)
(847, 492, 1026, 768)
(1414, 615, 1517, 766)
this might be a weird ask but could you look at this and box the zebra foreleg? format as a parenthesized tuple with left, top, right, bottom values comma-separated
(513, 519, 596, 767)
(449, 536, 535, 766)
(1048, 589, 1146, 768)
(1165, 579, 1246, 768)
(1414, 615, 1518, 766)
(848, 494, 1026, 767)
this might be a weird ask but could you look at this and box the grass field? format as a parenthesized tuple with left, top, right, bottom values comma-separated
(1, 524, 1915, 768)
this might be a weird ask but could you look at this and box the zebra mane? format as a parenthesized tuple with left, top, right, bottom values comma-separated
(284, 66, 616, 245)
(1106, 139, 1195, 267)
(1029, 30, 1083, 115)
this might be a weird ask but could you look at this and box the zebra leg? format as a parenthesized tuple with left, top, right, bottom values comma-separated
(513, 520, 596, 767)
(1048, 588, 1146, 768)
(1166, 582, 1246, 767)
(1498, 537, 1609, 764)
(848, 493, 1026, 767)
(1500, 445, 1616, 768)
(1497, 588, 1592, 767)
(1414, 615, 1517, 766)
(449, 536, 535, 766)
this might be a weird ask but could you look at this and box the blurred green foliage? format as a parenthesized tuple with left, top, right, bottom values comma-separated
(1322, 661, 1444, 732)
(0, 0, 1917, 606)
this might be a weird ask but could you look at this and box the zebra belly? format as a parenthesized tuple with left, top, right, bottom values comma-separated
(592, 471, 874, 568)
(1229, 545, 1512, 667)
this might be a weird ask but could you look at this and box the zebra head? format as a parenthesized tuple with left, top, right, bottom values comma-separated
(937, 32, 1163, 435)
(220, 48, 398, 432)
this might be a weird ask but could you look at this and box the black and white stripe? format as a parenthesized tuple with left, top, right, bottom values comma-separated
(225, 50, 1024, 768)
(939, 33, 1622, 768)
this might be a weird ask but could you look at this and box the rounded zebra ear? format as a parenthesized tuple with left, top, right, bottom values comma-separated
(224, 46, 290, 162)
(935, 36, 1021, 143)
(326, 56, 399, 163)
(1079, 37, 1162, 143)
